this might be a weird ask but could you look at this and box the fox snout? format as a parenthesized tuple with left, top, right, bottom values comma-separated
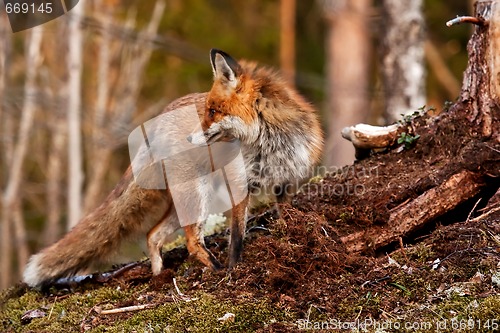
(188, 122, 225, 146)
(187, 130, 207, 146)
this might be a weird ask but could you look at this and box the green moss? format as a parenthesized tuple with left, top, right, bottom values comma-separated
(1, 286, 295, 332)
(338, 212, 353, 223)
(92, 293, 295, 333)
(270, 218, 288, 238)
(308, 175, 323, 184)
(396, 295, 500, 333)
(402, 243, 436, 264)
(0, 285, 136, 332)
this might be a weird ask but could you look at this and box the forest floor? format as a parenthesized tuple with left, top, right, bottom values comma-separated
(1, 106, 499, 332)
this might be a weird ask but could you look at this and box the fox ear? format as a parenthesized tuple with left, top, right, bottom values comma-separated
(210, 49, 242, 90)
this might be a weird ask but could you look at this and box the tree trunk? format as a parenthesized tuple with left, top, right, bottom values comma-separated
(322, 0, 372, 168)
(43, 19, 69, 246)
(0, 13, 11, 291)
(280, 0, 296, 83)
(44, 117, 66, 246)
(67, 2, 85, 229)
(380, 0, 426, 123)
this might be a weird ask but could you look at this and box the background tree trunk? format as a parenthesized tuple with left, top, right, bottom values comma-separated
(322, 0, 372, 168)
(380, 0, 426, 123)
(43, 19, 70, 246)
(280, 0, 296, 83)
(67, 2, 85, 229)
(0, 13, 12, 291)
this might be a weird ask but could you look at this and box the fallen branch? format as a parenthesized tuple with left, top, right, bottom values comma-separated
(342, 170, 485, 253)
(341, 123, 402, 159)
(98, 304, 157, 315)
(446, 16, 486, 27)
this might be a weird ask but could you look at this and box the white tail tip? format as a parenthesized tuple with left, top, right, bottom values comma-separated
(23, 254, 43, 288)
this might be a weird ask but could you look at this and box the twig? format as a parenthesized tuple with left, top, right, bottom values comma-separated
(470, 205, 500, 223)
(247, 225, 270, 233)
(99, 304, 156, 315)
(398, 237, 408, 262)
(466, 198, 482, 222)
(446, 16, 486, 27)
(173, 277, 198, 302)
(321, 226, 329, 238)
(96, 261, 142, 282)
(173, 277, 184, 297)
(484, 144, 500, 154)
(360, 275, 390, 288)
(485, 230, 500, 247)
(47, 296, 57, 321)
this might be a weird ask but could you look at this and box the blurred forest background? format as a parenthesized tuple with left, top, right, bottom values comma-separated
(0, 0, 475, 288)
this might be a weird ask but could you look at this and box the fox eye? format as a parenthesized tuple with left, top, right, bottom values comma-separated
(209, 108, 217, 118)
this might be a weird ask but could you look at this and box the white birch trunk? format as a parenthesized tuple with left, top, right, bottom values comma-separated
(381, 0, 426, 123)
(44, 117, 66, 245)
(67, 2, 85, 229)
(0, 26, 43, 288)
(0, 13, 11, 290)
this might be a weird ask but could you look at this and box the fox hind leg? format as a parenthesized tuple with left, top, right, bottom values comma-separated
(272, 182, 295, 218)
(147, 211, 181, 275)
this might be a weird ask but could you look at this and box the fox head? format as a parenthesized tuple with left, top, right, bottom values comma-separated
(189, 49, 260, 146)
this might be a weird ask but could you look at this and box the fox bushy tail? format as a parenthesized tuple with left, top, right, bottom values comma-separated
(23, 169, 169, 287)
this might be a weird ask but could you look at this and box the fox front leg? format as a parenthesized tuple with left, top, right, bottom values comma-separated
(228, 194, 250, 268)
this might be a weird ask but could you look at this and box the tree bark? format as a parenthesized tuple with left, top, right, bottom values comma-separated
(380, 0, 426, 123)
(342, 171, 485, 252)
(67, 1, 85, 229)
(322, 0, 372, 168)
(280, 0, 296, 83)
(460, 1, 499, 141)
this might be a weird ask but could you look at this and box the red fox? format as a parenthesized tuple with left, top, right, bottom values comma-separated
(23, 49, 323, 287)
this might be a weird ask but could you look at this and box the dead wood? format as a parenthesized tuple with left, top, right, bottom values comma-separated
(342, 171, 485, 252)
